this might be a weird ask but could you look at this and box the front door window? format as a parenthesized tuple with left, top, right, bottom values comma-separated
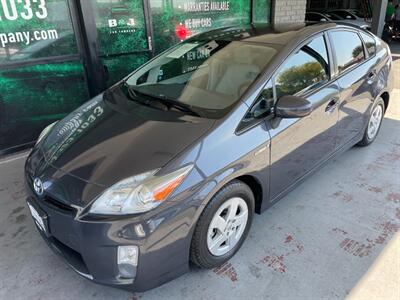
(275, 35, 329, 98)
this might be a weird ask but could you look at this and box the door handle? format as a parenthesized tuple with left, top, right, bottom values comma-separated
(367, 71, 376, 84)
(325, 97, 340, 114)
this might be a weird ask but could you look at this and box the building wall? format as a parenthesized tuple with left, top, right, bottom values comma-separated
(272, 0, 307, 24)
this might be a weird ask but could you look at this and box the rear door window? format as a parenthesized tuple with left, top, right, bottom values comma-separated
(330, 31, 365, 74)
(359, 32, 376, 57)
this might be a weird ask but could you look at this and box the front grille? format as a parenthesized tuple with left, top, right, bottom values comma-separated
(43, 196, 76, 214)
(51, 236, 90, 275)
(38, 229, 92, 279)
(26, 174, 76, 215)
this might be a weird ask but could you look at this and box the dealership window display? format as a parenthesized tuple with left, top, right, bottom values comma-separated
(0, 0, 88, 153)
(0, 0, 271, 154)
(253, 0, 271, 24)
(0, 0, 78, 61)
(89, 0, 151, 88)
(150, 0, 252, 52)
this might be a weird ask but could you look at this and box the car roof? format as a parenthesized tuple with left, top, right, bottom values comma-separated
(328, 9, 356, 14)
(188, 23, 355, 47)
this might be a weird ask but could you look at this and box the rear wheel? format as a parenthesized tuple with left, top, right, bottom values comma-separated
(190, 180, 254, 268)
(358, 98, 385, 147)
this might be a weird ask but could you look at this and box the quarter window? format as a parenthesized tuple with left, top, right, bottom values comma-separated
(360, 32, 376, 56)
(275, 35, 329, 98)
(239, 81, 274, 130)
(330, 31, 365, 73)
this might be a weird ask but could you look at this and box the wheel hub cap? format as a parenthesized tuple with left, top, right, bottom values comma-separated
(207, 197, 249, 257)
(367, 105, 383, 140)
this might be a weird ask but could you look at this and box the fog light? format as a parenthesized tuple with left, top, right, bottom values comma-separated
(118, 246, 138, 279)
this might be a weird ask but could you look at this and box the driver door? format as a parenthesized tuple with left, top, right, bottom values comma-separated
(268, 34, 340, 201)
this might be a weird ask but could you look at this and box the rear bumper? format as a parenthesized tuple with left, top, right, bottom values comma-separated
(25, 188, 199, 292)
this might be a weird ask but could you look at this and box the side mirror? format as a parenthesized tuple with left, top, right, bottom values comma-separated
(275, 95, 313, 118)
(320, 18, 327, 21)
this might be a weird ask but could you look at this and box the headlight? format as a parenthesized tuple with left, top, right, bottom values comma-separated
(89, 165, 193, 215)
(35, 121, 57, 146)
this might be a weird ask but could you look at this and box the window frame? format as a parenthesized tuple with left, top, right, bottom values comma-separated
(236, 31, 334, 134)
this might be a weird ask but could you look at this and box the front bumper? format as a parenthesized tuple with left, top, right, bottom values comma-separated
(25, 185, 199, 292)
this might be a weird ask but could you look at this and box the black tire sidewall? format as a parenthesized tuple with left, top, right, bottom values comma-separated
(190, 181, 255, 268)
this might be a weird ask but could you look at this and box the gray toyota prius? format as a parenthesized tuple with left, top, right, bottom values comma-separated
(25, 23, 393, 291)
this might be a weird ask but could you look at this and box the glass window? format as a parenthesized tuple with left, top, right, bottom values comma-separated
(306, 13, 326, 22)
(149, 0, 252, 53)
(275, 35, 329, 98)
(0, 61, 89, 152)
(330, 31, 365, 73)
(350, 9, 366, 19)
(0, 0, 77, 63)
(324, 13, 342, 21)
(331, 10, 356, 20)
(253, 0, 272, 24)
(240, 81, 274, 129)
(91, 0, 148, 56)
(308, 35, 329, 66)
(360, 32, 376, 56)
(126, 39, 279, 119)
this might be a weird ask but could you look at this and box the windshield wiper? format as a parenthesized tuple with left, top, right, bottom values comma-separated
(157, 94, 202, 117)
(123, 81, 145, 102)
(123, 82, 201, 117)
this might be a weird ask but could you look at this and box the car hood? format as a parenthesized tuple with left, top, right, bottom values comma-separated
(39, 88, 214, 187)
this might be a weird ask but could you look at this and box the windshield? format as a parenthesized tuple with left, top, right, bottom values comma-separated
(126, 39, 278, 118)
(351, 10, 365, 18)
(331, 10, 356, 20)
(325, 13, 342, 20)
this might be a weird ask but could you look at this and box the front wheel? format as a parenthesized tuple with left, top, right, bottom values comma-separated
(357, 98, 385, 147)
(190, 180, 254, 269)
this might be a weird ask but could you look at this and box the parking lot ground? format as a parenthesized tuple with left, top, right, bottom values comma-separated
(0, 45, 399, 300)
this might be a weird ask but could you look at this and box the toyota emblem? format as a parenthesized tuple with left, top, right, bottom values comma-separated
(33, 178, 44, 196)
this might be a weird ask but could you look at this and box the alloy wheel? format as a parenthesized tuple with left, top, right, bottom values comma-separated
(367, 104, 383, 140)
(206, 197, 249, 256)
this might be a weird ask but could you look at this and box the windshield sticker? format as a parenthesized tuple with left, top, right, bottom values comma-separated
(166, 43, 199, 58)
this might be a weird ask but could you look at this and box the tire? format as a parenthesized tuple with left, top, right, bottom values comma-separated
(190, 180, 255, 269)
(357, 97, 385, 147)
